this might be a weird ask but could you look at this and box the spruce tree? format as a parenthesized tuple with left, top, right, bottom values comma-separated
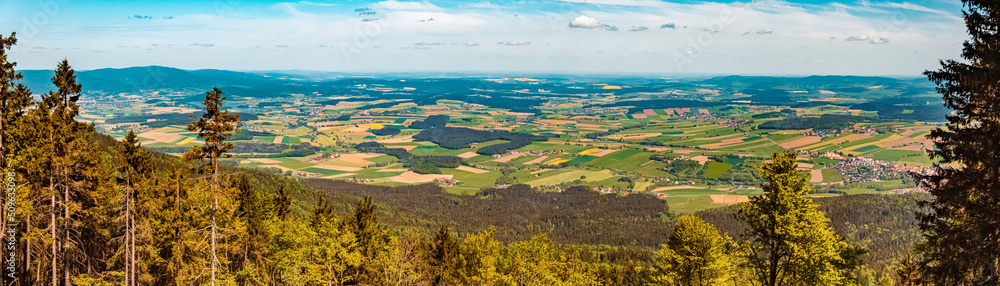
(918, 0, 1000, 283)
(426, 225, 458, 285)
(348, 197, 392, 283)
(0, 31, 33, 285)
(183, 87, 240, 286)
(737, 152, 863, 286)
(117, 130, 151, 286)
(0, 32, 31, 168)
(32, 59, 96, 286)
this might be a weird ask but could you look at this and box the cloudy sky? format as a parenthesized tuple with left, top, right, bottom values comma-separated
(0, 0, 965, 75)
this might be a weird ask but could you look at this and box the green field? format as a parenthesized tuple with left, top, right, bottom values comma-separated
(703, 161, 733, 179)
(821, 169, 844, 183)
(525, 170, 617, 186)
(566, 155, 597, 166)
(851, 145, 881, 152)
(872, 149, 926, 162)
(300, 168, 344, 176)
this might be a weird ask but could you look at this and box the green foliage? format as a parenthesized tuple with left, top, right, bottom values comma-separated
(426, 225, 459, 284)
(737, 152, 863, 286)
(370, 127, 401, 136)
(412, 126, 546, 156)
(454, 227, 507, 285)
(409, 114, 450, 129)
(650, 215, 735, 286)
(918, 0, 1000, 284)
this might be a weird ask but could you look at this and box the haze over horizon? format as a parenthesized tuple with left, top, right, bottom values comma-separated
(1, 0, 965, 76)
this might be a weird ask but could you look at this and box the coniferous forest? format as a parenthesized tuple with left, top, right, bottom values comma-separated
(0, 0, 998, 285)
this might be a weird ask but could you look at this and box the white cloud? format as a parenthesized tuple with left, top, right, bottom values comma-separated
(463, 42, 480, 46)
(628, 26, 648, 32)
(846, 35, 870, 41)
(569, 15, 609, 29)
(498, 41, 531, 46)
(414, 41, 446, 46)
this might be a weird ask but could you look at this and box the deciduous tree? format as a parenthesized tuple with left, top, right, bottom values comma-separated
(650, 215, 735, 286)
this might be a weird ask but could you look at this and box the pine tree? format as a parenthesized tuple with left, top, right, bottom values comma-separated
(273, 185, 290, 221)
(426, 225, 458, 285)
(895, 251, 922, 286)
(117, 130, 152, 286)
(0, 31, 33, 285)
(31, 59, 97, 286)
(231, 174, 276, 284)
(737, 152, 863, 286)
(348, 197, 392, 283)
(182, 87, 239, 286)
(918, 0, 1000, 283)
(650, 215, 735, 286)
(0, 32, 31, 169)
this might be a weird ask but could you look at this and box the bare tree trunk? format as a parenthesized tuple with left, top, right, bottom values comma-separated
(48, 117, 56, 286)
(130, 190, 136, 286)
(1, 108, 6, 168)
(63, 184, 69, 286)
(124, 182, 131, 286)
(210, 190, 216, 286)
(173, 172, 181, 280)
(210, 154, 218, 286)
(49, 191, 55, 286)
(26, 215, 30, 286)
(124, 208, 129, 286)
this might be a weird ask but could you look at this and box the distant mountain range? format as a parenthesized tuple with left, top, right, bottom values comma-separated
(18, 66, 273, 95)
(16, 65, 934, 96)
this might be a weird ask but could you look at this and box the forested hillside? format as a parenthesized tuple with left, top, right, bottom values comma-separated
(0, 48, 926, 285)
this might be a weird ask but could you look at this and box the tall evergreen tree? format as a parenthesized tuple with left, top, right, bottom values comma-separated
(348, 197, 393, 283)
(919, 0, 1000, 284)
(182, 87, 240, 286)
(0, 31, 33, 285)
(30, 59, 97, 286)
(0, 32, 31, 169)
(231, 174, 276, 284)
(737, 152, 863, 286)
(117, 130, 152, 286)
(426, 225, 458, 285)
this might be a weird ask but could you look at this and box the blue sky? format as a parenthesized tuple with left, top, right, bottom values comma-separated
(0, 0, 965, 75)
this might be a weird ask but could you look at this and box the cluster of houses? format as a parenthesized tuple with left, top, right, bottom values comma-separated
(292, 170, 323, 177)
(110, 124, 150, 133)
(803, 126, 880, 138)
(434, 178, 460, 187)
(721, 118, 750, 128)
(345, 178, 372, 184)
(833, 157, 934, 183)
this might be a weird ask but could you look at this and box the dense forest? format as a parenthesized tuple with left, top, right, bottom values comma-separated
(356, 141, 462, 174)
(757, 114, 870, 131)
(412, 126, 547, 156)
(1, 1, 999, 283)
